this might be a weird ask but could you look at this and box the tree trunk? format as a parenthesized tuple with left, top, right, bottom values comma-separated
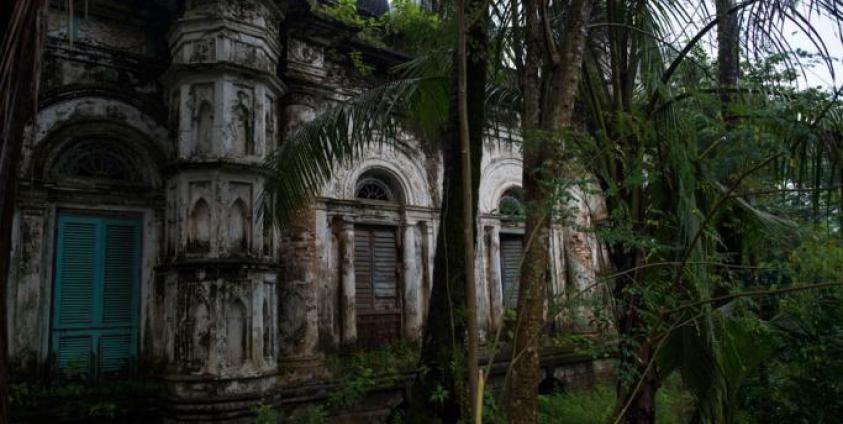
(0, 2, 48, 422)
(506, 1, 591, 422)
(406, 3, 487, 421)
(716, 0, 739, 119)
(456, 0, 480, 420)
(611, 249, 657, 424)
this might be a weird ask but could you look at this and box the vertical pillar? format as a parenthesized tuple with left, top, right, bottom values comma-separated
(403, 221, 423, 340)
(487, 225, 503, 331)
(340, 219, 356, 344)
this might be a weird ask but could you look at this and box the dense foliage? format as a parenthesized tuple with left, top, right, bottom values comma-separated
(265, 0, 843, 422)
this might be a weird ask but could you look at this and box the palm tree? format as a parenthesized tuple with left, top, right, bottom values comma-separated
(569, 1, 843, 422)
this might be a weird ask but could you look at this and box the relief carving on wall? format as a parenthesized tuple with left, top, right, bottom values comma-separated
(189, 39, 215, 63)
(231, 86, 254, 156)
(232, 40, 269, 71)
(264, 94, 276, 152)
(288, 38, 326, 79)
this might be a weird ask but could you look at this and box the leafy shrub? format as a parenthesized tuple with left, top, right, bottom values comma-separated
(736, 237, 843, 423)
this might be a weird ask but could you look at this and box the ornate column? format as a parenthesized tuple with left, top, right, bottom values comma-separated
(159, 0, 285, 403)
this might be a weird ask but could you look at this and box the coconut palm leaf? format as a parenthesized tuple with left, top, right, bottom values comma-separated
(262, 72, 449, 226)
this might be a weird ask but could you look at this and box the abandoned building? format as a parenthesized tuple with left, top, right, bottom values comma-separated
(5, 0, 605, 420)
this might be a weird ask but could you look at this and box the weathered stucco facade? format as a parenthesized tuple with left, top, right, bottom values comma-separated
(5, 0, 605, 420)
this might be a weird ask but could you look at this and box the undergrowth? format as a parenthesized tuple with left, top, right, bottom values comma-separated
(537, 374, 694, 424)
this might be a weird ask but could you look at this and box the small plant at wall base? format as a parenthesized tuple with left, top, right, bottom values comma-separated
(8, 379, 162, 421)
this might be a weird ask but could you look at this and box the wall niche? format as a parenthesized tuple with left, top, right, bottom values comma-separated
(187, 198, 211, 254)
(224, 297, 248, 366)
(190, 83, 215, 156)
(226, 198, 249, 255)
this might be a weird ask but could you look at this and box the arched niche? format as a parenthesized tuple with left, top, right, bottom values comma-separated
(189, 299, 211, 370)
(188, 199, 212, 254)
(195, 100, 214, 155)
(224, 298, 248, 366)
(262, 298, 273, 360)
(226, 198, 250, 255)
(262, 208, 274, 257)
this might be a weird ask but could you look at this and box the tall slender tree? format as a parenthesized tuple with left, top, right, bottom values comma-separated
(505, 1, 592, 422)
(455, 0, 481, 419)
(0, 2, 48, 422)
(408, 1, 487, 420)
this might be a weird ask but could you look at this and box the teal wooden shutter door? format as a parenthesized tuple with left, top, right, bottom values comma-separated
(53, 214, 141, 379)
(99, 221, 140, 376)
(53, 218, 98, 376)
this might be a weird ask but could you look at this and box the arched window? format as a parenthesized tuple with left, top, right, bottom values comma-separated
(355, 168, 403, 203)
(498, 188, 525, 217)
(51, 139, 145, 184)
(356, 178, 394, 201)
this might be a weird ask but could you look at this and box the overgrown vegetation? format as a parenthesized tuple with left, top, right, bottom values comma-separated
(537, 376, 694, 424)
(314, 0, 443, 55)
(251, 342, 420, 423)
(9, 379, 161, 421)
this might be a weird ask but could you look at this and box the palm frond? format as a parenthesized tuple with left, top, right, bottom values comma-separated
(262, 72, 449, 227)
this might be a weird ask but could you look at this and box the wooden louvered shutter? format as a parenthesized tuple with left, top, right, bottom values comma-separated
(354, 231, 374, 312)
(354, 225, 401, 344)
(53, 214, 140, 379)
(371, 228, 398, 302)
(99, 222, 140, 376)
(53, 218, 98, 376)
(500, 234, 524, 308)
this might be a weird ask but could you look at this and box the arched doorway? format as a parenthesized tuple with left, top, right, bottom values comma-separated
(41, 135, 161, 379)
(352, 169, 404, 345)
(497, 188, 525, 308)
